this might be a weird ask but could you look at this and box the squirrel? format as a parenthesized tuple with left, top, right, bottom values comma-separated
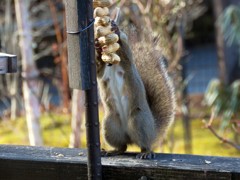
(95, 21, 176, 159)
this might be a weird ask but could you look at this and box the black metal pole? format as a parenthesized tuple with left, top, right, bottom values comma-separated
(83, 1, 102, 179)
(65, 0, 102, 179)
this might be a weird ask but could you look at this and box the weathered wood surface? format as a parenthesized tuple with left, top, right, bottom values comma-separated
(0, 53, 17, 74)
(0, 145, 239, 180)
(65, 0, 92, 90)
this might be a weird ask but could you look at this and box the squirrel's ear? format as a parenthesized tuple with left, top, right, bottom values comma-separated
(110, 7, 121, 25)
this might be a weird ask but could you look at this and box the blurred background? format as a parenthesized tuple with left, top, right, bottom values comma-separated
(0, 0, 239, 157)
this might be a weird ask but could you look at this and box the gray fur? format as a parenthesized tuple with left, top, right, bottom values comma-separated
(96, 31, 175, 154)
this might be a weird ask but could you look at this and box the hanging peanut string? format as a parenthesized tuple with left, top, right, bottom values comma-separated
(93, 0, 121, 64)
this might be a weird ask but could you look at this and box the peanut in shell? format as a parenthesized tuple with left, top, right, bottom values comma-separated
(95, 26, 112, 38)
(95, 16, 111, 27)
(102, 53, 120, 64)
(94, 7, 109, 17)
(93, 0, 112, 8)
(94, 0, 120, 64)
(98, 33, 119, 45)
(102, 43, 120, 54)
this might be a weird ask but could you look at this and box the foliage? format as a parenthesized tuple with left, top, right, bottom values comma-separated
(204, 79, 240, 132)
(115, 0, 205, 67)
(203, 4, 240, 147)
(0, 0, 67, 118)
(219, 5, 240, 46)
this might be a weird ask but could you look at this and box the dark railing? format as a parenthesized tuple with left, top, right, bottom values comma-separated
(0, 145, 239, 180)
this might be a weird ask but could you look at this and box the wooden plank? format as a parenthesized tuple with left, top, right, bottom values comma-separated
(0, 53, 17, 74)
(0, 145, 239, 180)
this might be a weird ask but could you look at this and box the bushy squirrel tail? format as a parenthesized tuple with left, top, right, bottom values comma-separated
(130, 31, 176, 138)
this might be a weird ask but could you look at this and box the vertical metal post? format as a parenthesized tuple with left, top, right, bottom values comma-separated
(84, 1, 102, 178)
(65, 0, 102, 179)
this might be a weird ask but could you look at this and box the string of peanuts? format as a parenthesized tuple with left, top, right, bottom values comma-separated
(93, 0, 121, 64)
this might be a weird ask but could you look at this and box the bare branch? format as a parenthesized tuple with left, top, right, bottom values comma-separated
(110, 0, 127, 9)
(203, 112, 240, 151)
(133, 0, 152, 14)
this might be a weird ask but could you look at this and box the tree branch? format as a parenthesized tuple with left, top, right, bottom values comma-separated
(133, 0, 152, 14)
(203, 112, 240, 151)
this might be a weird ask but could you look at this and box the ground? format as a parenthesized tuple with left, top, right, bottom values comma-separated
(0, 112, 239, 157)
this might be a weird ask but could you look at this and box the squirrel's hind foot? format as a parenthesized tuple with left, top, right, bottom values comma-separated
(101, 146, 126, 157)
(136, 152, 155, 160)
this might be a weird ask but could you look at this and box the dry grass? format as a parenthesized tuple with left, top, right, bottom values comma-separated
(0, 112, 239, 157)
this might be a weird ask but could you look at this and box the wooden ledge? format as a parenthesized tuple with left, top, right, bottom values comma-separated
(0, 145, 239, 180)
(0, 53, 17, 74)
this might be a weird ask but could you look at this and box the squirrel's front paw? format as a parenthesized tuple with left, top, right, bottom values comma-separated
(136, 152, 155, 160)
(111, 21, 120, 37)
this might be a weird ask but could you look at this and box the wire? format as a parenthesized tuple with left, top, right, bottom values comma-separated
(66, 19, 95, 34)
